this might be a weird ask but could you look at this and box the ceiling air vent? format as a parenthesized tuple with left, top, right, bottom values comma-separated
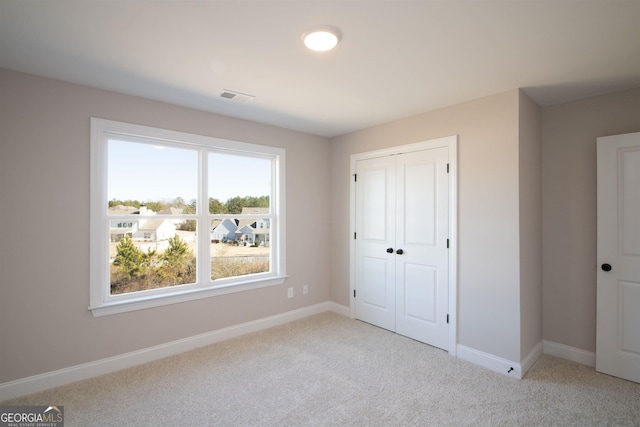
(219, 90, 255, 103)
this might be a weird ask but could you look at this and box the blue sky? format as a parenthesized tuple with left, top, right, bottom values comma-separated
(108, 139, 271, 204)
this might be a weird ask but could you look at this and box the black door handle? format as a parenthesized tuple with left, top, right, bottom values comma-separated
(396, 249, 404, 255)
(601, 263, 612, 272)
(386, 248, 394, 253)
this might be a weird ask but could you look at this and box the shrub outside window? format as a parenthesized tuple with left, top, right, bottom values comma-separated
(90, 118, 286, 316)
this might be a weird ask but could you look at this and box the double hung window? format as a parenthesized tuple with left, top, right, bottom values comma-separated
(90, 118, 286, 316)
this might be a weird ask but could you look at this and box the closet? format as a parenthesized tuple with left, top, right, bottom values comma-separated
(352, 137, 455, 350)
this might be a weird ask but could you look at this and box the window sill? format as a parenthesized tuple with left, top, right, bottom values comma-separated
(89, 276, 288, 317)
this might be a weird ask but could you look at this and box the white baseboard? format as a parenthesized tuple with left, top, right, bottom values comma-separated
(0, 301, 349, 402)
(521, 341, 543, 377)
(457, 344, 523, 379)
(542, 340, 595, 367)
(327, 301, 350, 317)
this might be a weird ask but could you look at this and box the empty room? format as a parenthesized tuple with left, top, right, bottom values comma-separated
(1, 1, 639, 425)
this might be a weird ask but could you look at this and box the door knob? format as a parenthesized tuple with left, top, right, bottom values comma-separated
(396, 249, 404, 255)
(601, 263, 612, 272)
(386, 248, 394, 253)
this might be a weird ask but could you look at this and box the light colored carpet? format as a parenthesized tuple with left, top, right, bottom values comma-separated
(3, 312, 640, 426)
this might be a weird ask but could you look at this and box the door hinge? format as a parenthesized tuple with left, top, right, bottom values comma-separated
(354, 173, 357, 182)
(446, 238, 449, 248)
(447, 163, 450, 173)
(447, 314, 449, 324)
(354, 232, 357, 240)
(354, 289, 356, 298)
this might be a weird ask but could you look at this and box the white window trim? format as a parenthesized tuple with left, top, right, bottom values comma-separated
(90, 118, 287, 317)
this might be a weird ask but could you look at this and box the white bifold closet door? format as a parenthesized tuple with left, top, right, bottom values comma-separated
(355, 147, 449, 350)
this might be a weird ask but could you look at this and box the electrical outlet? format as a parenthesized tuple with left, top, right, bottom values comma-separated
(303, 285, 309, 295)
(287, 287, 293, 298)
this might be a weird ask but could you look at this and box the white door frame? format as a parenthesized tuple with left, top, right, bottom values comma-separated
(349, 135, 458, 356)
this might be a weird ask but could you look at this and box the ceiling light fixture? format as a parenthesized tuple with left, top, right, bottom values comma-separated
(302, 26, 341, 52)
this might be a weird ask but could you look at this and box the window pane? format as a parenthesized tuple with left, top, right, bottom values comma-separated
(110, 223, 198, 295)
(108, 139, 198, 214)
(208, 152, 271, 213)
(91, 118, 286, 316)
(210, 218, 270, 280)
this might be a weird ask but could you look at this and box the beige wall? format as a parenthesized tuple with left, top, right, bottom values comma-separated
(541, 88, 640, 353)
(330, 89, 525, 362)
(518, 92, 543, 359)
(0, 69, 331, 383)
(3, 65, 637, 386)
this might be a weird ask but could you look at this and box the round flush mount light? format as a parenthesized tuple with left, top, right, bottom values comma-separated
(302, 26, 341, 52)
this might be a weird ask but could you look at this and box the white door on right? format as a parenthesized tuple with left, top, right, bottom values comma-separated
(596, 132, 640, 384)
(394, 148, 450, 350)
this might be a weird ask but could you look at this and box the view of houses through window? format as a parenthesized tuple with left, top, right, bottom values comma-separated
(107, 138, 273, 295)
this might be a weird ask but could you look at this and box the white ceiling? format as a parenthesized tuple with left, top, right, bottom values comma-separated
(1, 0, 639, 137)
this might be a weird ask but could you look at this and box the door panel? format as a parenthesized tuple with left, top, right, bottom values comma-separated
(361, 256, 392, 309)
(395, 149, 449, 349)
(403, 263, 437, 323)
(404, 161, 436, 245)
(361, 168, 388, 241)
(355, 156, 396, 331)
(620, 281, 640, 354)
(621, 149, 640, 256)
(596, 132, 640, 384)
